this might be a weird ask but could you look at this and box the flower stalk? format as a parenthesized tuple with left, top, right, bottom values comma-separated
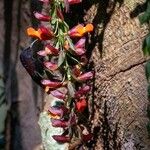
(21, 0, 94, 149)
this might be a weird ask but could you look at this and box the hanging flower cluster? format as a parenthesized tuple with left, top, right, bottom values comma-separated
(21, 0, 94, 148)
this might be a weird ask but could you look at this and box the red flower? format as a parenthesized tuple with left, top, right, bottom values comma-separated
(51, 119, 68, 128)
(68, 24, 94, 37)
(48, 106, 69, 118)
(50, 90, 66, 99)
(67, 0, 82, 5)
(77, 71, 93, 81)
(75, 85, 91, 98)
(41, 79, 62, 88)
(34, 12, 51, 22)
(27, 26, 54, 40)
(74, 37, 86, 55)
(44, 61, 58, 71)
(45, 44, 59, 55)
(52, 135, 70, 143)
(76, 98, 87, 112)
(75, 37, 86, 48)
(51, 115, 76, 128)
(37, 44, 59, 56)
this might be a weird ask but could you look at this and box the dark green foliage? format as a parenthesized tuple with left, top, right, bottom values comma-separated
(139, 1, 150, 24)
(147, 105, 150, 118)
(142, 34, 150, 55)
(147, 84, 150, 98)
(145, 61, 150, 81)
(147, 121, 150, 137)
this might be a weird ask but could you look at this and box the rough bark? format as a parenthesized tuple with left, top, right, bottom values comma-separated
(83, 0, 150, 149)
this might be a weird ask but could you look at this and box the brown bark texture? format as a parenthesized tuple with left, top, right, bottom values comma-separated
(0, 0, 150, 150)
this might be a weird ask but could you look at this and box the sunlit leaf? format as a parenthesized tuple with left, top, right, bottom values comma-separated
(67, 81, 75, 98)
(58, 50, 66, 67)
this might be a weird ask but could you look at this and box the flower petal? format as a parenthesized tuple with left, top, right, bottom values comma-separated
(77, 72, 93, 81)
(85, 24, 94, 32)
(38, 26, 54, 40)
(48, 106, 69, 117)
(27, 27, 41, 39)
(75, 48, 86, 55)
(52, 135, 70, 143)
(45, 44, 59, 55)
(41, 79, 62, 88)
(37, 50, 47, 56)
(75, 85, 91, 98)
(44, 61, 58, 71)
(34, 12, 51, 22)
(50, 90, 66, 99)
(68, 24, 93, 37)
(75, 37, 86, 48)
(51, 119, 68, 128)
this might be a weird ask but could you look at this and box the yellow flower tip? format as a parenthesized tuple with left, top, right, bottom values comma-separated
(85, 24, 94, 32)
(76, 26, 85, 35)
(26, 27, 41, 39)
(45, 86, 50, 93)
(64, 41, 70, 50)
(48, 112, 60, 119)
(45, 47, 50, 54)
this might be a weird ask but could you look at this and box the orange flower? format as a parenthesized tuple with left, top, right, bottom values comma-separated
(68, 24, 94, 37)
(27, 26, 53, 40)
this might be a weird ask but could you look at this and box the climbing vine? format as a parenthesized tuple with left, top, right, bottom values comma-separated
(20, 0, 94, 149)
(139, 0, 150, 137)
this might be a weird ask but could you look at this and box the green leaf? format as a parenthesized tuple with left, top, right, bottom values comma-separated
(147, 105, 150, 118)
(139, 12, 150, 24)
(145, 61, 150, 81)
(67, 81, 75, 98)
(66, 36, 75, 51)
(147, 121, 150, 136)
(142, 35, 150, 55)
(148, 85, 150, 99)
(139, 1, 150, 24)
(58, 50, 65, 67)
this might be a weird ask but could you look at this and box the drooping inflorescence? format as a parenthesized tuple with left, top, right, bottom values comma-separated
(20, 0, 94, 148)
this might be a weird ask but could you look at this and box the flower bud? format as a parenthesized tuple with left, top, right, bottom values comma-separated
(75, 85, 91, 98)
(34, 12, 51, 22)
(44, 61, 58, 71)
(52, 135, 70, 143)
(77, 72, 93, 81)
(41, 79, 62, 88)
(50, 90, 66, 99)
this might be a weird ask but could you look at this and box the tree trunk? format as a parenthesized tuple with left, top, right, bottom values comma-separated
(83, 0, 150, 149)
